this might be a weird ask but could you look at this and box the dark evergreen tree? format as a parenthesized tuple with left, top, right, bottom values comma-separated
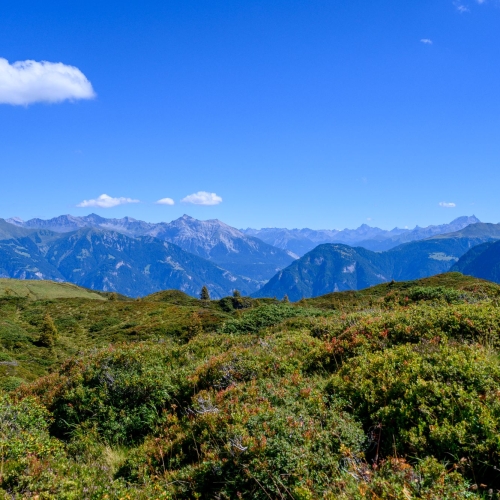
(233, 290, 241, 298)
(282, 294, 290, 303)
(200, 286, 210, 301)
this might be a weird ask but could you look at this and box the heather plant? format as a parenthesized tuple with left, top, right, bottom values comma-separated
(305, 302, 500, 364)
(119, 376, 365, 498)
(21, 340, 190, 444)
(404, 285, 467, 303)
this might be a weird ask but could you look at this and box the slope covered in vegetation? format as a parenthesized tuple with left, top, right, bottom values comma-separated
(255, 223, 500, 300)
(452, 240, 500, 284)
(2, 273, 500, 498)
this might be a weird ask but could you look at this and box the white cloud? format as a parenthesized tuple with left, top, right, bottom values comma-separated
(77, 194, 139, 209)
(454, 0, 488, 11)
(420, 39, 433, 45)
(0, 58, 95, 106)
(156, 197, 175, 206)
(439, 202, 456, 208)
(181, 191, 223, 206)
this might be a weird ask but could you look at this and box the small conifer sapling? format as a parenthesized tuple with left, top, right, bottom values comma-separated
(39, 313, 58, 348)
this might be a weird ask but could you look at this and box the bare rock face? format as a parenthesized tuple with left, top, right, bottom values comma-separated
(146, 215, 296, 282)
(8, 214, 296, 283)
(0, 220, 257, 298)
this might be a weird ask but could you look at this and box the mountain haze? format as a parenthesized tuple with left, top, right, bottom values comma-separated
(6, 214, 155, 235)
(243, 216, 481, 255)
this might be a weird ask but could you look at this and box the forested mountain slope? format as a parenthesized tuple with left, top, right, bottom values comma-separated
(255, 223, 500, 300)
(451, 239, 500, 283)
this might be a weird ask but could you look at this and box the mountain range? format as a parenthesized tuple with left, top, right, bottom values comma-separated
(3, 213, 498, 299)
(0, 220, 255, 298)
(7, 214, 296, 283)
(254, 222, 500, 301)
(242, 215, 482, 255)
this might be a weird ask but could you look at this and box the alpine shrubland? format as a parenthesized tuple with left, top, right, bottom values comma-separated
(1, 273, 500, 498)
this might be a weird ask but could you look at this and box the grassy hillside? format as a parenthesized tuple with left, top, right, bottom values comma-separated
(2, 274, 500, 498)
(0, 278, 107, 301)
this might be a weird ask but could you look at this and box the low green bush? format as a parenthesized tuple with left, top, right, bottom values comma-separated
(21, 341, 189, 444)
(119, 376, 365, 498)
(0, 395, 63, 489)
(406, 285, 467, 303)
(328, 342, 500, 486)
(307, 302, 500, 365)
(0, 321, 32, 350)
(219, 303, 324, 334)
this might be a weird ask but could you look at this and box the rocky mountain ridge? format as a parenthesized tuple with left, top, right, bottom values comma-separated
(0, 220, 256, 298)
(3, 214, 493, 300)
(243, 216, 481, 255)
(7, 214, 296, 282)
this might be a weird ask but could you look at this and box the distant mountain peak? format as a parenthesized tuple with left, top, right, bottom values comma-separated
(450, 215, 480, 225)
(84, 213, 108, 222)
(242, 215, 484, 256)
(6, 217, 24, 225)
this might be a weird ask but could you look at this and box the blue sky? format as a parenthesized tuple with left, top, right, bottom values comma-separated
(1, 0, 499, 230)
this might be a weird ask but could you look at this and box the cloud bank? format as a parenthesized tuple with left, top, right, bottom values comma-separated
(420, 39, 433, 45)
(77, 194, 139, 209)
(156, 197, 175, 205)
(439, 202, 456, 208)
(0, 58, 96, 105)
(181, 191, 223, 206)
